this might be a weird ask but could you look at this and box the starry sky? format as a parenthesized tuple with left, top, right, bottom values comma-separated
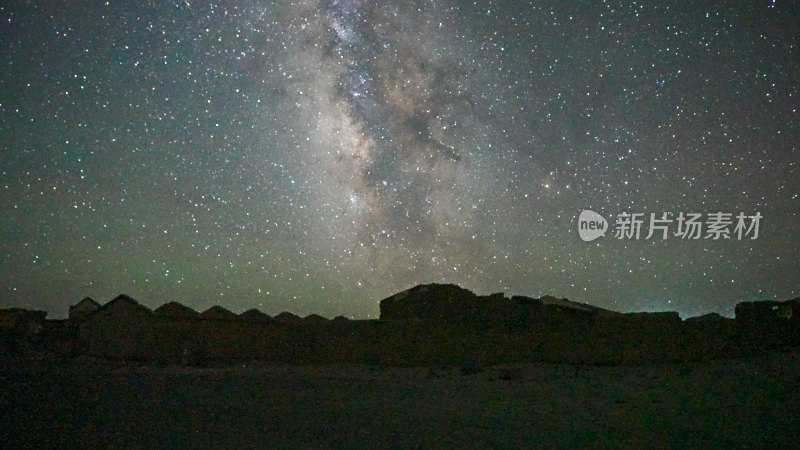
(1, 1, 798, 319)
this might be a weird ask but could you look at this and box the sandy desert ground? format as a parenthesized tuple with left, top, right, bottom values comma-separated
(2, 348, 799, 449)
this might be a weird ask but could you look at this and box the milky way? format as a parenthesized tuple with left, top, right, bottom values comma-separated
(296, 1, 498, 277)
(1, 1, 798, 318)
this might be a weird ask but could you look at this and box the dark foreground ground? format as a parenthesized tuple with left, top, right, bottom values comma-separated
(2, 349, 799, 449)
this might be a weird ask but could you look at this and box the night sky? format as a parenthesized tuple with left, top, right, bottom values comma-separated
(1, 1, 798, 319)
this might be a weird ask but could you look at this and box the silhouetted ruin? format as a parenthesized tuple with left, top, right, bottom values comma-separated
(68, 297, 101, 321)
(239, 309, 270, 322)
(2, 284, 799, 367)
(154, 302, 199, 318)
(201, 305, 239, 321)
